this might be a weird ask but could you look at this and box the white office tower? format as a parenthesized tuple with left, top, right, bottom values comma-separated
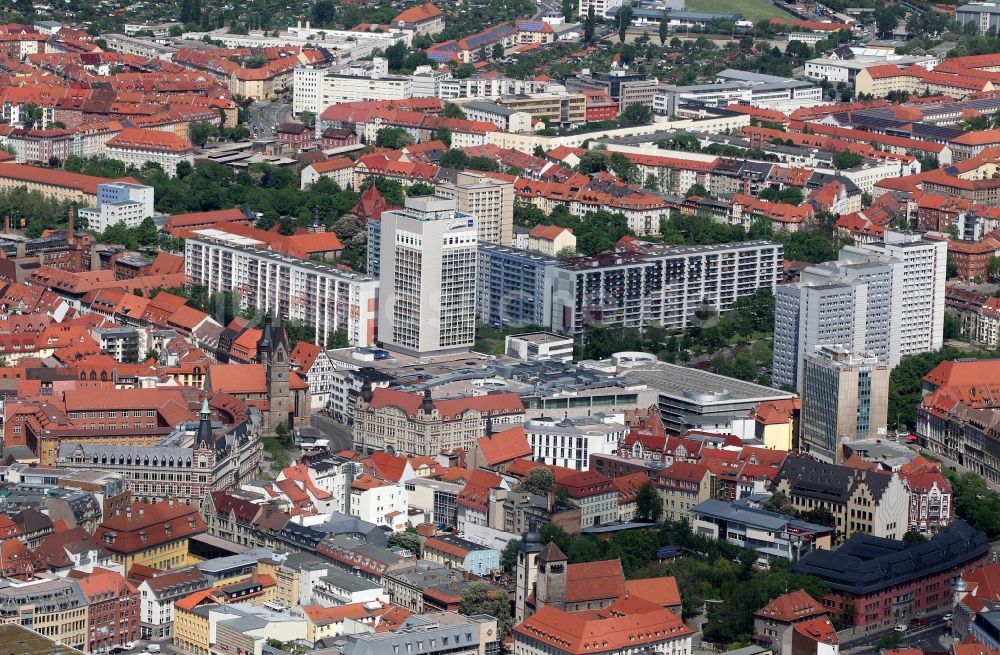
(378, 196, 478, 356)
(772, 231, 946, 390)
(861, 230, 947, 359)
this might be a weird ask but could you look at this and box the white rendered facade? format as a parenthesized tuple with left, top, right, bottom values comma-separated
(185, 234, 378, 347)
(523, 415, 627, 470)
(105, 142, 193, 177)
(772, 231, 946, 389)
(378, 196, 478, 356)
(349, 481, 407, 532)
(77, 182, 155, 231)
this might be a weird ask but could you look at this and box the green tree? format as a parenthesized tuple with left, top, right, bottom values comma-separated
(946, 469, 1000, 538)
(436, 126, 452, 147)
(686, 183, 709, 198)
(659, 11, 669, 45)
(609, 152, 640, 184)
(441, 149, 469, 169)
(387, 529, 422, 555)
(374, 127, 414, 149)
(517, 468, 554, 495)
(468, 156, 499, 172)
(721, 353, 760, 382)
(492, 42, 504, 60)
(635, 481, 663, 522)
(407, 182, 436, 196)
(135, 216, 160, 247)
(501, 539, 520, 572)
(944, 312, 962, 340)
(274, 422, 290, 447)
(327, 329, 349, 349)
(21, 103, 43, 129)
(799, 507, 836, 528)
(459, 582, 514, 642)
(617, 102, 651, 127)
(762, 491, 796, 516)
(832, 150, 863, 170)
(189, 121, 219, 147)
(874, 6, 900, 38)
(584, 5, 596, 42)
(989, 255, 1000, 280)
(902, 530, 927, 543)
(618, 6, 632, 43)
(577, 150, 609, 174)
(311, 0, 337, 26)
(563, 0, 576, 23)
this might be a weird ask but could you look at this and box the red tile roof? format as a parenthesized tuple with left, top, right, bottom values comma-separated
(393, 2, 443, 24)
(0, 162, 139, 195)
(476, 426, 532, 466)
(96, 501, 207, 555)
(515, 595, 691, 654)
(107, 127, 193, 153)
(624, 576, 681, 608)
(754, 589, 827, 623)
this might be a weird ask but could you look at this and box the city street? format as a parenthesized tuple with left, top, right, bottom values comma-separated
(842, 619, 952, 655)
(248, 101, 293, 138)
(308, 413, 354, 452)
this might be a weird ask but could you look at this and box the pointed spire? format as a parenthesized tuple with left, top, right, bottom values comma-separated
(197, 395, 213, 445)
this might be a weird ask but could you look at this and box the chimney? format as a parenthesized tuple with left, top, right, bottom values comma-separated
(66, 207, 75, 245)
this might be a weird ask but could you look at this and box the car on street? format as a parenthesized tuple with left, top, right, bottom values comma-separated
(895, 624, 908, 633)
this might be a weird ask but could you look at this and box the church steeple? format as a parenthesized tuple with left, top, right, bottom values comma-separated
(256, 313, 273, 364)
(196, 397, 213, 446)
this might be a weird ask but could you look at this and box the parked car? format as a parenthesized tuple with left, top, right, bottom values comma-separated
(895, 624, 908, 633)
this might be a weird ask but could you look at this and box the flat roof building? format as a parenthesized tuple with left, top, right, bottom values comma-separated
(622, 361, 796, 437)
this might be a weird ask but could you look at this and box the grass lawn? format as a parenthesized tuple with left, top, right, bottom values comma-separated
(684, 0, 795, 22)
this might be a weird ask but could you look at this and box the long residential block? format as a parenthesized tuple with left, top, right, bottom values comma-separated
(185, 234, 378, 346)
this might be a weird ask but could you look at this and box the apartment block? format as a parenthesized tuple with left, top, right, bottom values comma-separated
(0, 576, 89, 650)
(185, 234, 378, 347)
(77, 181, 156, 232)
(551, 241, 782, 337)
(378, 196, 478, 356)
(436, 172, 514, 245)
(495, 93, 587, 129)
(476, 242, 558, 329)
(773, 231, 945, 389)
(956, 3, 1000, 33)
(800, 346, 890, 463)
(293, 67, 412, 115)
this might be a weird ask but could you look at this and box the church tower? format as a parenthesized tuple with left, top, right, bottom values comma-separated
(534, 541, 567, 613)
(515, 529, 545, 622)
(258, 313, 292, 432)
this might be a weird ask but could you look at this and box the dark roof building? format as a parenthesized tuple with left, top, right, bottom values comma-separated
(791, 520, 988, 630)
